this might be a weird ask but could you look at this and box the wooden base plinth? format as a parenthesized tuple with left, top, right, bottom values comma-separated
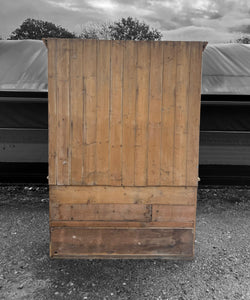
(49, 185, 197, 259)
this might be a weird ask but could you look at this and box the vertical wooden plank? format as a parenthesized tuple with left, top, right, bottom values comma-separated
(82, 40, 97, 185)
(147, 42, 163, 185)
(70, 39, 84, 185)
(160, 42, 177, 186)
(47, 39, 57, 185)
(95, 40, 111, 185)
(109, 41, 124, 186)
(122, 41, 137, 186)
(56, 39, 70, 185)
(134, 42, 150, 186)
(186, 43, 203, 186)
(173, 42, 191, 186)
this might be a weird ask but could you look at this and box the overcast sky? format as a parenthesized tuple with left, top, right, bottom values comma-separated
(1, 0, 250, 43)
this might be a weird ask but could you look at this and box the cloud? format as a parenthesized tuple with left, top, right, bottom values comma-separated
(0, 0, 108, 38)
(162, 26, 238, 43)
(0, 0, 249, 42)
(235, 25, 250, 34)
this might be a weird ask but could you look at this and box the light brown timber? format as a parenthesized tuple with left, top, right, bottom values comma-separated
(186, 42, 203, 186)
(147, 41, 163, 185)
(122, 41, 137, 186)
(50, 227, 194, 257)
(50, 203, 152, 222)
(160, 42, 176, 185)
(82, 39, 97, 185)
(46, 39, 206, 259)
(95, 40, 111, 185)
(109, 41, 123, 185)
(134, 41, 150, 186)
(173, 42, 190, 186)
(70, 39, 84, 184)
(56, 39, 70, 185)
(47, 39, 57, 185)
(152, 205, 196, 222)
(49, 185, 196, 205)
(50, 221, 194, 228)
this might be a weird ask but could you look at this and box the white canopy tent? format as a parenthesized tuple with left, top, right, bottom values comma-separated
(0, 40, 47, 92)
(1, 40, 250, 95)
(202, 43, 250, 95)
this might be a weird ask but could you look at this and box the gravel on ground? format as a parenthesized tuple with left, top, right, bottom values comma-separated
(0, 185, 250, 300)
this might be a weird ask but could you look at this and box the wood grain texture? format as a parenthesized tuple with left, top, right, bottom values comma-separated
(50, 203, 151, 221)
(109, 41, 123, 185)
(134, 41, 150, 186)
(49, 185, 196, 205)
(47, 39, 57, 185)
(152, 205, 196, 222)
(95, 40, 111, 185)
(70, 39, 84, 184)
(147, 42, 163, 185)
(186, 42, 203, 186)
(82, 39, 97, 185)
(50, 220, 194, 228)
(47, 40, 204, 187)
(47, 40, 205, 259)
(122, 41, 137, 186)
(160, 42, 176, 185)
(56, 39, 70, 185)
(50, 227, 194, 258)
(173, 42, 190, 186)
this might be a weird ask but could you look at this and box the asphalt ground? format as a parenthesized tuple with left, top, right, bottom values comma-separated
(0, 185, 250, 300)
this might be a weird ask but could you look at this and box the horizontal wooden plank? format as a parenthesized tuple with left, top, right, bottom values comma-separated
(152, 205, 196, 222)
(50, 254, 194, 259)
(50, 185, 197, 205)
(50, 221, 194, 228)
(50, 203, 151, 222)
(50, 227, 194, 258)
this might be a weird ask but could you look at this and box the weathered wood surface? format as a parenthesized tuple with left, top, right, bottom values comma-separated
(49, 185, 196, 205)
(46, 39, 206, 259)
(56, 39, 70, 185)
(152, 205, 196, 222)
(50, 221, 194, 228)
(47, 39, 57, 185)
(50, 227, 194, 258)
(50, 203, 195, 222)
(110, 41, 123, 186)
(82, 39, 97, 185)
(47, 39, 206, 187)
(50, 203, 152, 221)
(186, 42, 204, 186)
(70, 40, 84, 185)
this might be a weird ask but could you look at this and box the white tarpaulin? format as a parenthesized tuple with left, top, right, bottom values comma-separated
(202, 43, 250, 95)
(0, 40, 47, 91)
(1, 40, 250, 95)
